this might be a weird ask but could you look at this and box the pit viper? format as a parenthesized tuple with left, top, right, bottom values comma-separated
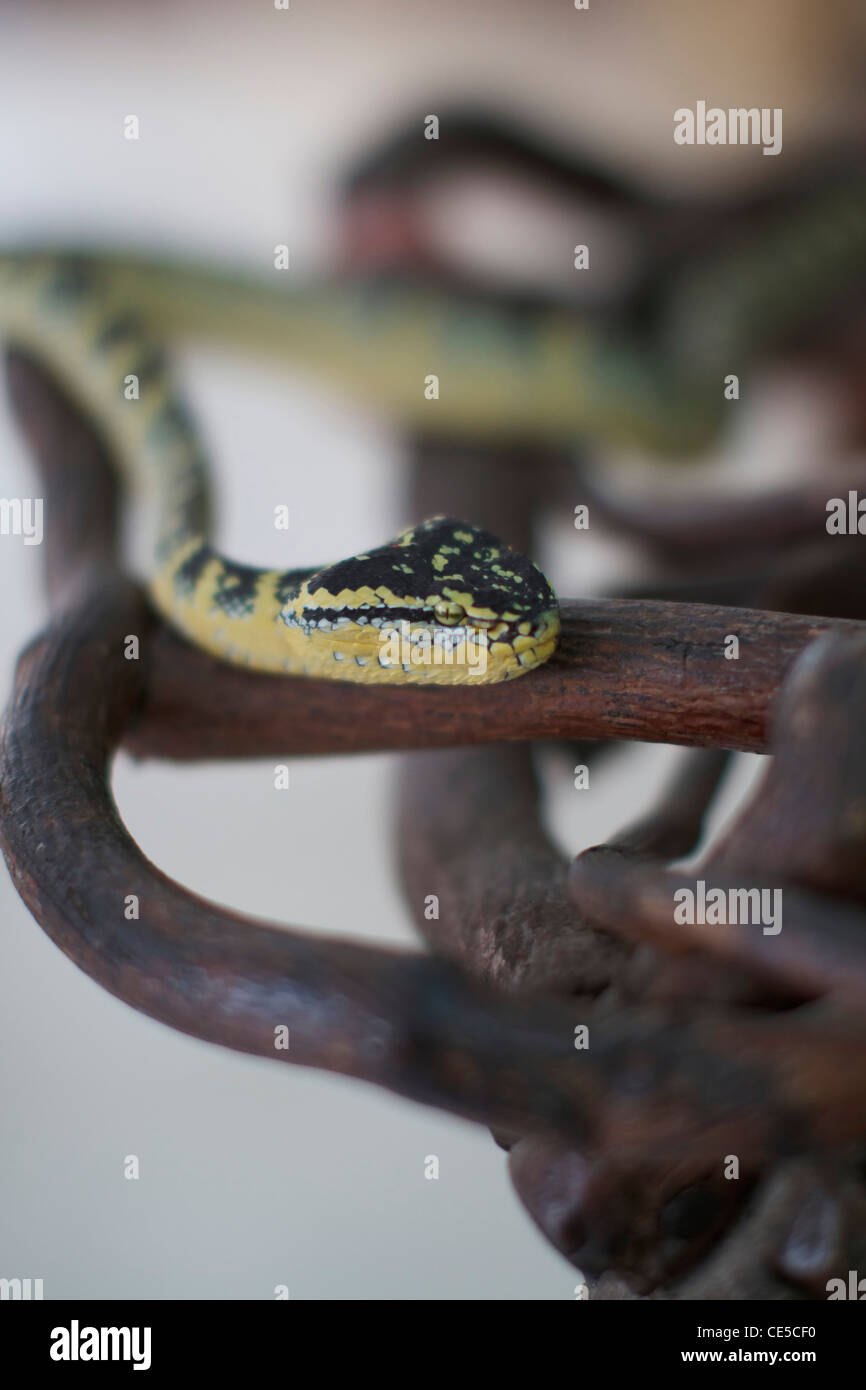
(0, 255, 558, 684)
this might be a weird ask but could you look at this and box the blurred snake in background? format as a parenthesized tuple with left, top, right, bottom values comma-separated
(1, 113, 865, 683)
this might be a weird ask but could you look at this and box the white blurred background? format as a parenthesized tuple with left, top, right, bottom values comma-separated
(0, 0, 863, 1300)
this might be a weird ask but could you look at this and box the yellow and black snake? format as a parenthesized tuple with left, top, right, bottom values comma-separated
(0, 255, 559, 684)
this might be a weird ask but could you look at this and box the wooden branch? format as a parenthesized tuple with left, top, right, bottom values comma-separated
(133, 597, 859, 760)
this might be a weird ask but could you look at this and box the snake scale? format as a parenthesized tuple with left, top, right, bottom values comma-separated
(1, 165, 864, 684)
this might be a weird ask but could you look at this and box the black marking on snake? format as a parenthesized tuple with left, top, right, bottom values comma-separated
(94, 311, 144, 352)
(172, 544, 212, 598)
(129, 348, 166, 392)
(146, 399, 198, 449)
(167, 453, 208, 492)
(211, 561, 261, 618)
(274, 569, 311, 607)
(440, 300, 540, 364)
(44, 260, 97, 302)
(296, 603, 429, 627)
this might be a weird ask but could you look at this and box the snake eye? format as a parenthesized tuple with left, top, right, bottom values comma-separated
(434, 599, 465, 626)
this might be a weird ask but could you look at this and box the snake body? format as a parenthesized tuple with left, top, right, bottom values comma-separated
(2, 166, 863, 451)
(0, 255, 558, 684)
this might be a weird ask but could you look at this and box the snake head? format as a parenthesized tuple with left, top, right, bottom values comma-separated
(280, 516, 559, 684)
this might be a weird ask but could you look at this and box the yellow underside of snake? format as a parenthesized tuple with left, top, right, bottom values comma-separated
(0, 256, 559, 685)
